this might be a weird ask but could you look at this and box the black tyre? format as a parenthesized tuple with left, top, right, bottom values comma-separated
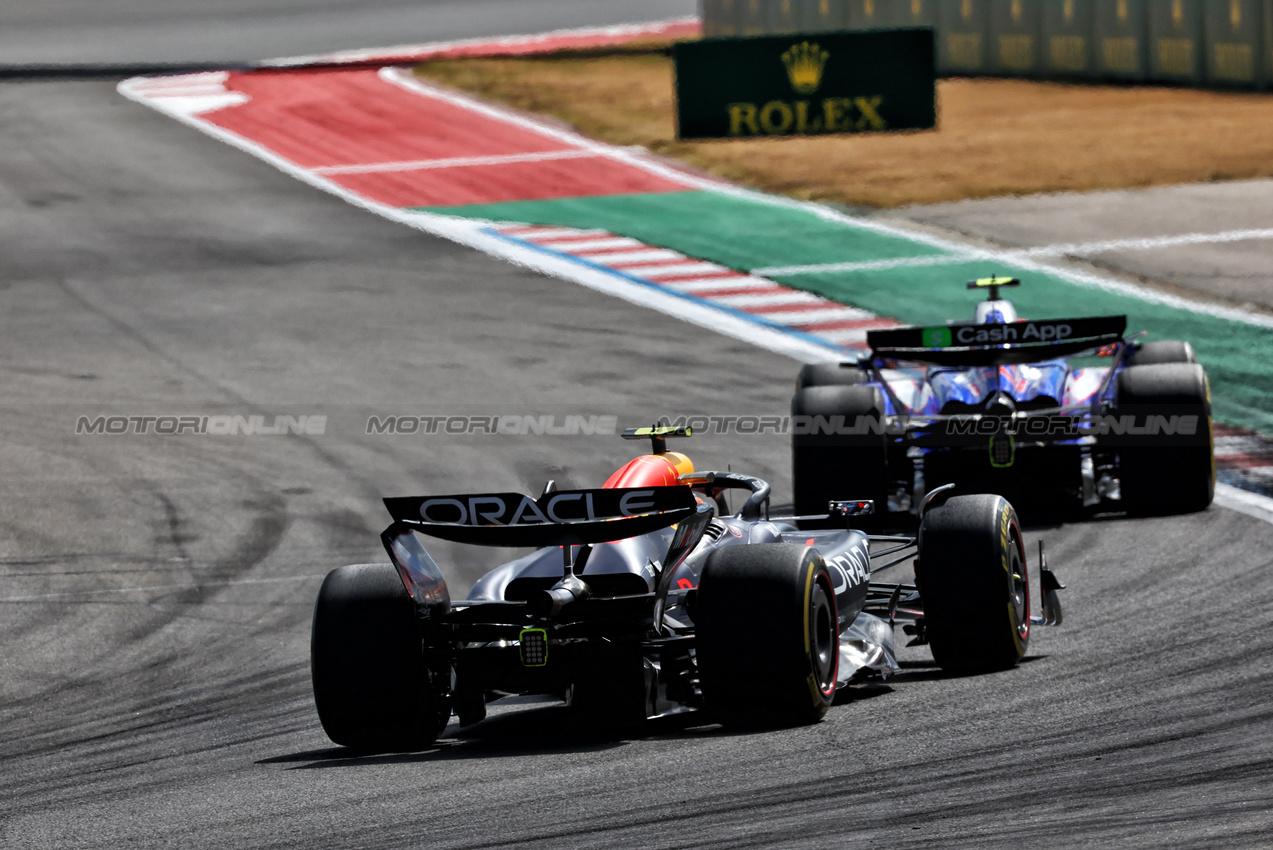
(917, 494, 1029, 674)
(797, 361, 867, 390)
(695, 544, 838, 727)
(1126, 340, 1196, 367)
(1113, 363, 1214, 516)
(311, 563, 447, 749)
(791, 384, 889, 520)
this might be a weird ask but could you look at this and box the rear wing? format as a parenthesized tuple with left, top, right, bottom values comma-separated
(866, 316, 1127, 367)
(383, 485, 696, 548)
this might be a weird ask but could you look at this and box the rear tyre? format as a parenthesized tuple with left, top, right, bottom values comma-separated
(797, 361, 868, 390)
(696, 544, 838, 727)
(1126, 340, 1196, 367)
(1113, 363, 1214, 516)
(791, 384, 889, 521)
(917, 495, 1029, 674)
(311, 563, 448, 750)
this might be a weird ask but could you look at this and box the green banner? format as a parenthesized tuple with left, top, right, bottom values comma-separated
(703, 0, 743, 37)
(1267, 0, 1273, 83)
(990, 0, 1044, 74)
(846, 0, 893, 27)
(740, 0, 770, 34)
(673, 30, 936, 139)
(802, 0, 848, 30)
(1148, 0, 1205, 82)
(1094, 0, 1149, 77)
(938, 0, 992, 72)
(1203, 0, 1264, 86)
(890, 0, 940, 27)
(1042, 0, 1096, 76)
(769, 0, 806, 32)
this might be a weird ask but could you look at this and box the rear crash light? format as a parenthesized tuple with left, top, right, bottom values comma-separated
(519, 628, 548, 667)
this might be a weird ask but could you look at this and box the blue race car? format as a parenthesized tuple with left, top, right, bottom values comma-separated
(791, 277, 1214, 519)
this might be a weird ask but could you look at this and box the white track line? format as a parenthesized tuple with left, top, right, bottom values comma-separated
(713, 291, 829, 308)
(1214, 484, 1273, 525)
(631, 262, 731, 278)
(757, 228, 1273, 292)
(313, 149, 600, 175)
(545, 237, 647, 252)
(1020, 228, 1273, 256)
(754, 253, 979, 276)
(501, 226, 609, 239)
(586, 249, 683, 265)
(664, 277, 778, 293)
(759, 307, 876, 325)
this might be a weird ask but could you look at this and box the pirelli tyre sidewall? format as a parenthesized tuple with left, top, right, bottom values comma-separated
(695, 544, 838, 727)
(1113, 362, 1215, 516)
(791, 383, 889, 521)
(311, 563, 446, 750)
(917, 495, 1029, 674)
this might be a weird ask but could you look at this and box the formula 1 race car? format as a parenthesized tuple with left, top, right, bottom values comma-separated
(310, 426, 1063, 750)
(791, 277, 1214, 520)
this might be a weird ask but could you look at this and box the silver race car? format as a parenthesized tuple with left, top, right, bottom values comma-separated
(311, 426, 1063, 749)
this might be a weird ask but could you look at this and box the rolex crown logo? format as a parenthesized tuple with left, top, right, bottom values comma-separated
(781, 41, 829, 95)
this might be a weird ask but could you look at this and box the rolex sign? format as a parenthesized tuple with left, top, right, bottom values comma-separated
(673, 29, 936, 139)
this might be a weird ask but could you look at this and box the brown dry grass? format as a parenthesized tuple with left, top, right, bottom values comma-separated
(416, 50, 1273, 209)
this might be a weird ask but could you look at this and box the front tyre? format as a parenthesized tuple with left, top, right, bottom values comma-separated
(695, 544, 838, 727)
(311, 563, 448, 750)
(918, 495, 1029, 674)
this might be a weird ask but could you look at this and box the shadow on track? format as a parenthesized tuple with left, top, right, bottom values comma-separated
(260, 681, 903, 769)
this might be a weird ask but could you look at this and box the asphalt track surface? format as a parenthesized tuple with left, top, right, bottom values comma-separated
(4, 32, 1273, 850)
(884, 181, 1273, 315)
(0, 0, 697, 67)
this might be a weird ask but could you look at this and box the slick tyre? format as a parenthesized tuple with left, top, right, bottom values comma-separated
(1125, 340, 1196, 367)
(797, 361, 868, 390)
(917, 495, 1029, 674)
(1114, 363, 1214, 516)
(311, 563, 444, 750)
(696, 544, 838, 727)
(791, 384, 889, 523)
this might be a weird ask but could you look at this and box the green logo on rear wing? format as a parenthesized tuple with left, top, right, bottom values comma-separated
(922, 327, 953, 347)
(867, 316, 1128, 366)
